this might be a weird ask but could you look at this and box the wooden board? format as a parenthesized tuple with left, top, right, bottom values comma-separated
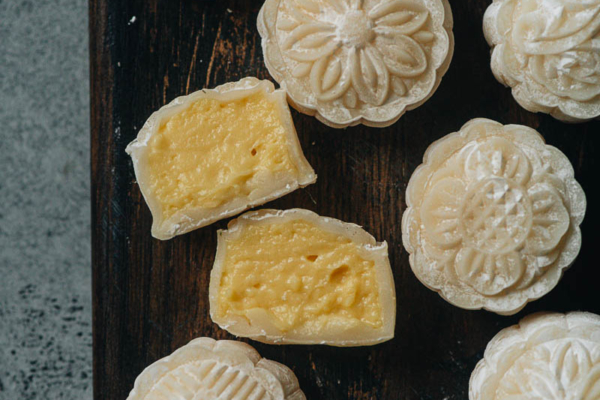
(90, 1, 600, 399)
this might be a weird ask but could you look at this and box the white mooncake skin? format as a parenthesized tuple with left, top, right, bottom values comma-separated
(209, 208, 396, 346)
(484, 0, 600, 122)
(258, 0, 454, 128)
(470, 312, 600, 400)
(127, 337, 306, 400)
(402, 118, 586, 315)
(125, 78, 316, 240)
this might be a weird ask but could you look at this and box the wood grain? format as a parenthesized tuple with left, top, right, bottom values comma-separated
(90, 1, 600, 399)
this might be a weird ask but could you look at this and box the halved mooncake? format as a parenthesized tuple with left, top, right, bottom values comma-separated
(209, 209, 396, 346)
(126, 78, 316, 240)
(127, 337, 306, 400)
(402, 119, 586, 315)
(470, 312, 600, 400)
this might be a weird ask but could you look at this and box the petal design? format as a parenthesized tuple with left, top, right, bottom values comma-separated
(310, 53, 353, 101)
(350, 46, 390, 106)
(455, 248, 525, 295)
(552, 341, 592, 388)
(582, 364, 600, 400)
(464, 137, 532, 185)
(282, 23, 338, 62)
(375, 35, 428, 78)
(420, 177, 465, 249)
(512, 2, 600, 54)
(369, 0, 429, 35)
(286, 0, 322, 24)
(530, 52, 600, 102)
(474, 314, 600, 400)
(524, 183, 570, 256)
(496, 339, 600, 400)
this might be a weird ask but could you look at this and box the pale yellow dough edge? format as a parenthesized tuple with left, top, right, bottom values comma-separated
(209, 208, 397, 346)
(125, 78, 317, 240)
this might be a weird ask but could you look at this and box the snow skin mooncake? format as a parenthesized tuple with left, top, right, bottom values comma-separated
(484, 0, 600, 122)
(258, 0, 454, 128)
(402, 118, 586, 315)
(470, 312, 600, 400)
(126, 78, 316, 240)
(209, 209, 396, 346)
(127, 337, 306, 400)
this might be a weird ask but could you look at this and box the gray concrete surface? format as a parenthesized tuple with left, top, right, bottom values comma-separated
(0, 0, 92, 398)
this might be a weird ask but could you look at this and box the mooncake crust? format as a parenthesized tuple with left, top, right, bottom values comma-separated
(402, 118, 586, 315)
(258, 0, 454, 128)
(483, 0, 600, 122)
(125, 78, 316, 240)
(127, 337, 306, 400)
(470, 312, 600, 400)
(209, 208, 396, 346)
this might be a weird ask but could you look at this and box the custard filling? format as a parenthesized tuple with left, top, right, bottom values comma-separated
(146, 92, 299, 220)
(217, 219, 383, 334)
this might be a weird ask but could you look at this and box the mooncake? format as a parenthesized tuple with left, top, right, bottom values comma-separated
(470, 312, 600, 400)
(402, 118, 586, 315)
(209, 209, 396, 346)
(125, 78, 316, 240)
(127, 337, 306, 400)
(258, 0, 454, 128)
(484, 0, 600, 122)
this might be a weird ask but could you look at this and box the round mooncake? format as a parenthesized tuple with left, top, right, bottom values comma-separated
(127, 337, 306, 400)
(402, 118, 586, 315)
(258, 0, 454, 128)
(470, 312, 600, 400)
(484, 0, 600, 122)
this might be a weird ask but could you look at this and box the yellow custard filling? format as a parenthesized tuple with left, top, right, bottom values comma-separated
(146, 92, 299, 220)
(217, 219, 383, 334)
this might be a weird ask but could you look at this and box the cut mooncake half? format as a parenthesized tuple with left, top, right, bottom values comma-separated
(127, 337, 306, 400)
(209, 209, 396, 346)
(126, 78, 316, 240)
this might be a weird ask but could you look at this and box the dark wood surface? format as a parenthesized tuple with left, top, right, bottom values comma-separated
(90, 1, 600, 399)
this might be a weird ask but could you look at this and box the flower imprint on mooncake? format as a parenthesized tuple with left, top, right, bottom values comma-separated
(127, 338, 306, 400)
(402, 119, 586, 315)
(484, 0, 600, 122)
(258, 0, 454, 127)
(470, 312, 600, 400)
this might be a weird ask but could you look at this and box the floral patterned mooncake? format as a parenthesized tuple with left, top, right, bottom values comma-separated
(484, 0, 600, 122)
(258, 0, 454, 128)
(470, 312, 600, 400)
(402, 118, 586, 315)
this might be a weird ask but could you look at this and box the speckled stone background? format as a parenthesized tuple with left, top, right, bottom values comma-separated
(0, 0, 92, 398)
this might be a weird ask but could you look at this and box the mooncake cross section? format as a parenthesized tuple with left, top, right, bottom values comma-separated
(126, 78, 316, 240)
(209, 209, 396, 346)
